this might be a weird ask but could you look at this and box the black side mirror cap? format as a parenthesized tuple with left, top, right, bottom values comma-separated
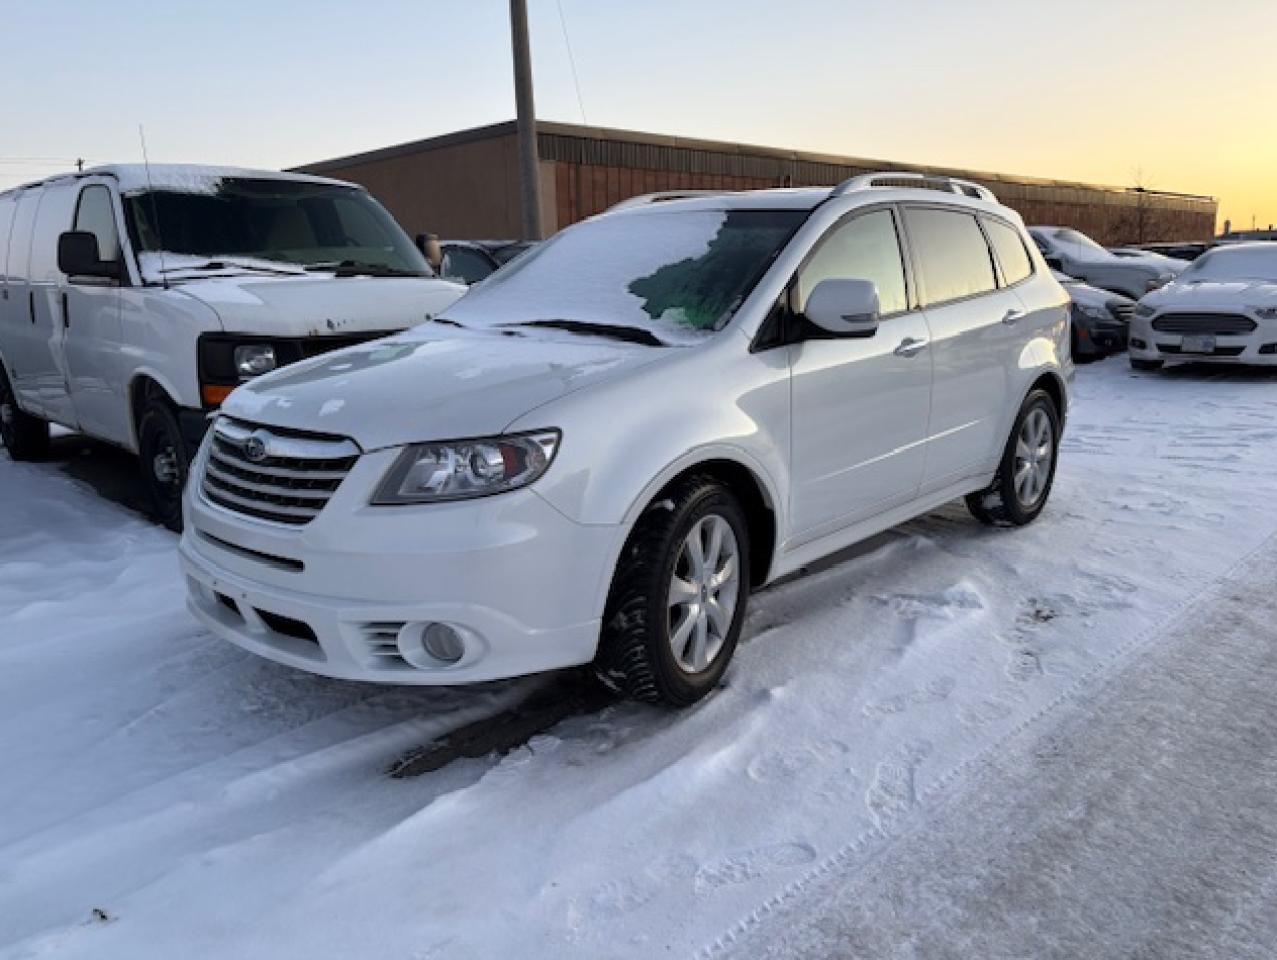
(57, 231, 122, 281)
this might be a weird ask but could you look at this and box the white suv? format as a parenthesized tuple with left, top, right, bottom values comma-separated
(180, 173, 1071, 706)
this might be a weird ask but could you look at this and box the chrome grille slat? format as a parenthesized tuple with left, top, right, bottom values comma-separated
(1151, 312, 1257, 335)
(200, 417, 359, 526)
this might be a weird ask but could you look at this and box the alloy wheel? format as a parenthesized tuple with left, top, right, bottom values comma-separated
(667, 514, 740, 673)
(1013, 407, 1054, 507)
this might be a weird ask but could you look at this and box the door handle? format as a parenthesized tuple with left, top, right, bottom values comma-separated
(61, 292, 69, 328)
(894, 336, 929, 358)
(1002, 308, 1026, 325)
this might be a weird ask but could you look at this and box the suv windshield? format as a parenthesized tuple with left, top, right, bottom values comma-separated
(1053, 228, 1111, 256)
(441, 208, 805, 344)
(1182, 246, 1277, 282)
(122, 178, 431, 281)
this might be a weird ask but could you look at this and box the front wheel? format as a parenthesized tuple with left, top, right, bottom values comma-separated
(0, 364, 49, 461)
(966, 389, 1060, 527)
(137, 400, 190, 532)
(595, 476, 751, 706)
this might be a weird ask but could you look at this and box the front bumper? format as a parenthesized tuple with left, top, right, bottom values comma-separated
(1129, 319, 1277, 365)
(1073, 318, 1128, 357)
(180, 442, 618, 684)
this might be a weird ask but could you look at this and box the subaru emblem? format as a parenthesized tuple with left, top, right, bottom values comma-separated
(242, 434, 268, 462)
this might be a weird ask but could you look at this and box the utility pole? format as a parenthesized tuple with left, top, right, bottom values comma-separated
(510, 0, 543, 240)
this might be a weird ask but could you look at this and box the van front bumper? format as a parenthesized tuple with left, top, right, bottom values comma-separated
(179, 444, 617, 684)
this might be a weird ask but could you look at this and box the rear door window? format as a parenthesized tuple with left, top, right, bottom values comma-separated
(983, 218, 1033, 285)
(797, 209, 909, 316)
(904, 207, 997, 305)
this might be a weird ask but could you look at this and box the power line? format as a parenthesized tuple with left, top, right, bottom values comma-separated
(555, 0, 588, 125)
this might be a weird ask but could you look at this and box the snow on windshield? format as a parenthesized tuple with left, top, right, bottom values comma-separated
(1184, 246, 1277, 282)
(441, 208, 804, 345)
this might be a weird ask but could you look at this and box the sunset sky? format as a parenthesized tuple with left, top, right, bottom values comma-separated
(4, 0, 1274, 231)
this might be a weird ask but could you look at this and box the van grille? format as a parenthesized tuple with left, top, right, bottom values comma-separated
(201, 418, 359, 526)
(1151, 313, 1257, 335)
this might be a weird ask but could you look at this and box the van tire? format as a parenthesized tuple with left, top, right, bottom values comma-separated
(595, 476, 751, 707)
(137, 399, 189, 532)
(0, 364, 49, 461)
(966, 389, 1060, 527)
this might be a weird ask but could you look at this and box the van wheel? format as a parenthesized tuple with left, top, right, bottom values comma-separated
(595, 476, 751, 707)
(0, 365, 49, 461)
(966, 389, 1060, 527)
(138, 399, 189, 532)
(1130, 357, 1163, 372)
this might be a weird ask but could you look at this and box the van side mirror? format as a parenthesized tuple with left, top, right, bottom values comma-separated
(58, 231, 121, 281)
(803, 279, 880, 338)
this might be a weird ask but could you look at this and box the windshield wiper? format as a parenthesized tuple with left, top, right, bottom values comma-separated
(304, 260, 423, 278)
(506, 319, 666, 347)
(159, 259, 304, 276)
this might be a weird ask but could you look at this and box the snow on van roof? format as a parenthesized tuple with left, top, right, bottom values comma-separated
(87, 164, 355, 195)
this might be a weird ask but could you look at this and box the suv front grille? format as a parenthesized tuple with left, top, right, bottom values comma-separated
(201, 418, 360, 526)
(1151, 313, 1257, 335)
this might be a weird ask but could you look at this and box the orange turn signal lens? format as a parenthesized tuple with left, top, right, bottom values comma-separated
(201, 384, 235, 407)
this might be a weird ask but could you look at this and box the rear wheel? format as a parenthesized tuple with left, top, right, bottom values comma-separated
(1130, 357, 1163, 372)
(595, 476, 751, 706)
(966, 389, 1060, 527)
(0, 364, 49, 461)
(137, 398, 189, 532)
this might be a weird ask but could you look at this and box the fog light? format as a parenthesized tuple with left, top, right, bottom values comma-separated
(421, 622, 465, 664)
(1131, 338, 1147, 350)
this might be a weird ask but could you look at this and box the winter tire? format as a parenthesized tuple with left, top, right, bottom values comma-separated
(138, 399, 189, 532)
(595, 476, 751, 707)
(0, 363, 49, 461)
(966, 388, 1060, 527)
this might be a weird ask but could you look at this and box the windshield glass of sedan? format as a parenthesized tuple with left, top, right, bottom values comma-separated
(122, 178, 431, 279)
(441, 209, 805, 344)
(1182, 246, 1277, 282)
(1053, 228, 1111, 256)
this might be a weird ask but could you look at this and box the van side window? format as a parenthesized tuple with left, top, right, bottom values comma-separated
(983, 218, 1033, 285)
(797, 209, 908, 316)
(74, 185, 121, 263)
(905, 208, 997, 305)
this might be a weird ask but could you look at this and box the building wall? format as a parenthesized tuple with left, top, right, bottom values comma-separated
(299, 121, 1217, 244)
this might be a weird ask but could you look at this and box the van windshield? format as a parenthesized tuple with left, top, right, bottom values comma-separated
(122, 178, 431, 281)
(441, 208, 804, 345)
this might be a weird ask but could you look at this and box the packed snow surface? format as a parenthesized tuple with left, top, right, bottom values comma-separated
(3, 359, 1277, 958)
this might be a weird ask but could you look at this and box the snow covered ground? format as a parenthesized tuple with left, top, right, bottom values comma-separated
(3, 357, 1277, 959)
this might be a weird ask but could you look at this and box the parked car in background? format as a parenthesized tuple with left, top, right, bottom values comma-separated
(1129, 242, 1277, 371)
(1029, 226, 1185, 299)
(438, 240, 537, 285)
(0, 165, 465, 528)
(1109, 246, 1194, 268)
(180, 172, 1071, 707)
(1138, 241, 1214, 262)
(1054, 270, 1132, 360)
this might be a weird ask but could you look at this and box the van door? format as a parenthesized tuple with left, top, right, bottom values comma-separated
(903, 206, 1019, 491)
(26, 182, 79, 426)
(2, 188, 47, 413)
(787, 206, 933, 540)
(62, 181, 127, 443)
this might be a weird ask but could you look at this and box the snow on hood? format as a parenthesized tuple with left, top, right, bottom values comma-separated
(220, 326, 665, 449)
(175, 273, 465, 338)
(1144, 278, 1277, 311)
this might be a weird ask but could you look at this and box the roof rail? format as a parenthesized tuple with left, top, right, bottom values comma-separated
(606, 190, 731, 212)
(831, 171, 997, 202)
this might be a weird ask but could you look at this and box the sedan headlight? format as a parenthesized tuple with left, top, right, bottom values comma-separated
(234, 344, 278, 379)
(1249, 305, 1277, 320)
(1134, 303, 1157, 318)
(1072, 303, 1109, 321)
(372, 431, 560, 504)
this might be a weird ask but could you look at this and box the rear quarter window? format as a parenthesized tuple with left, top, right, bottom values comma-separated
(983, 218, 1033, 285)
(904, 207, 997, 305)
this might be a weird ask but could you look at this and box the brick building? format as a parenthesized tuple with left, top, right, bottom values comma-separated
(295, 120, 1217, 244)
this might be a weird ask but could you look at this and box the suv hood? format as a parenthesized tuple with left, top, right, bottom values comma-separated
(1144, 278, 1277, 311)
(220, 326, 666, 449)
(176, 275, 466, 337)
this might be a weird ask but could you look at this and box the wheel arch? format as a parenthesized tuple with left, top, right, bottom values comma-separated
(127, 370, 184, 451)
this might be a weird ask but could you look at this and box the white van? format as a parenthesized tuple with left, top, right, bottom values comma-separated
(0, 165, 465, 528)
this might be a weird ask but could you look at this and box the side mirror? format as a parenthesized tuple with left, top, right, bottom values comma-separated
(58, 231, 121, 281)
(416, 232, 443, 272)
(803, 278, 880, 338)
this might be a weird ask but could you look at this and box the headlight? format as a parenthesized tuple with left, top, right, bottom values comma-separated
(1249, 306, 1277, 320)
(234, 344, 278, 379)
(372, 430, 560, 504)
(1134, 303, 1156, 318)
(1072, 303, 1108, 321)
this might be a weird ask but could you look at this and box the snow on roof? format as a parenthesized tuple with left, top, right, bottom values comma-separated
(0, 163, 356, 198)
